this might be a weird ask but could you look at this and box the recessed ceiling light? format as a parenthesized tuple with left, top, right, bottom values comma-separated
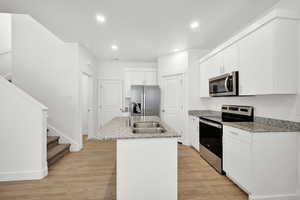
(173, 49, 180, 52)
(96, 14, 106, 23)
(190, 21, 199, 29)
(111, 45, 119, 51)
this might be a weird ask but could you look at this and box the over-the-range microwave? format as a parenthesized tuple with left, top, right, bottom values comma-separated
(209, 71, 239, 97)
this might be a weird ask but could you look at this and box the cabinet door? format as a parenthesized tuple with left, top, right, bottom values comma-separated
(189, 116, 195, 148)
(130, 71, 145, 85)
(124, 71, 131, 97)
(229, 136, 251, 192)
(223, 44, 239, 73)
(223, 128, 251, 192)
(189, 116, 199, 151)
(214, 52, 224, 75)
(194, 117, 199, 151)
(144, 71, 157, 85)
(199, 62, 209, 98)
(223, 134, 230, 173)
(239, 23, 274, 95)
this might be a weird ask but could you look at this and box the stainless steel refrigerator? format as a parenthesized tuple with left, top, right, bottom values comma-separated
(130, 85, 161, 116)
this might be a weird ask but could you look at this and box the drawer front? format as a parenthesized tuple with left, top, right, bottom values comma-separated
(223, 126, 252, 143)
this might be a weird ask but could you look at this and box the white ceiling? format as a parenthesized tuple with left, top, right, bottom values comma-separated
(0, 0, 280, 61)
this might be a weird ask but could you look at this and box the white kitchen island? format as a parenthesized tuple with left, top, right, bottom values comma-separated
(97, 116, 180, 200)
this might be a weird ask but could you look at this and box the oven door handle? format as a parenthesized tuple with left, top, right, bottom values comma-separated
(199, 119, 222, 129)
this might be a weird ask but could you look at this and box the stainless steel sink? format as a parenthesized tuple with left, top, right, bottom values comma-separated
(132, 127, 166, 134)
(132, 121, 161, 128)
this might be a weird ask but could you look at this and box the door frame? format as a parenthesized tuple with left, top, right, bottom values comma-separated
(161, 73, 186, 144)
(80, 71, 95, 143)
(98, 78, 123, 129)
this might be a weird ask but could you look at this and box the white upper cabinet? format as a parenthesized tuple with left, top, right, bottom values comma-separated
(199, 58, 213, 98)
(129, 71, 145, 85)
(239, 22, 274, 95)
(239, 19, 298, 95)
(213, 52, 224, 76)
(199, 10, 299, 97)
(144, 70, 157, 85)
(223, 44, 239, 73)
(124, 68, 158, 97)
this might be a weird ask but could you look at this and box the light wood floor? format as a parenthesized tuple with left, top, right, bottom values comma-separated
(0, 137, 247, 200)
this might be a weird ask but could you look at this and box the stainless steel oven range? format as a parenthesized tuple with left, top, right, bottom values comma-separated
(199, 105, 254, 174)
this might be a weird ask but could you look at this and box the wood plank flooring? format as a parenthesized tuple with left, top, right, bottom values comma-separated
(0, 137, 247, 200)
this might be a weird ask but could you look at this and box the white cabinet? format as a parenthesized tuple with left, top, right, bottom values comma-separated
(124, 68, 158, 97)
(223, 44, 239, 73)
(223, 127, 251, 192)
(144, 70, 157, 85)
(223, 125, 298, 199)
(215, 52, 225, 75)
(129, 71, 145, 85)
(199, 44, 239, 98)
(239, 19, 298, 95)
(189, 116, 199, 151)
(199, 62, 209, 98)
(199, 10, 298, 97)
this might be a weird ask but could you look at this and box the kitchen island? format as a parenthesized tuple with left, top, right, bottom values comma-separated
(96, 116, 180, 200)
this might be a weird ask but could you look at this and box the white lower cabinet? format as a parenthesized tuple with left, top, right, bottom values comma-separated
(223, 126, 298, 200)
(189, 116, 199, 151)
(223, 129, 251, 192)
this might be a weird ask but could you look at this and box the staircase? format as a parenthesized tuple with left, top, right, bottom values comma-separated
(47, 135, 70, 166)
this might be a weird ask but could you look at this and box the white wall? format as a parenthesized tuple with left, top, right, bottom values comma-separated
(12, 14, 83, 151)
(98, 60, 157, 80)
(0, 13, 12, 77)
(158, 50, 208, 146)
(0, 76, 48, 181)
(157, 50, 208, 109)
(98, 60, 157, 112)
(78, 45, 98, 139)
(158, 51, 189, 78)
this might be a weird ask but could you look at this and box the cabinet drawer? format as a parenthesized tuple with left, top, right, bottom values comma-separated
(223, 126, 252, 143)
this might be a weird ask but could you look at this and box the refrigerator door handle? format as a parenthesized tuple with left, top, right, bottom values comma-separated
(140, 94, 144, 115)
(144, 92, 146, 116)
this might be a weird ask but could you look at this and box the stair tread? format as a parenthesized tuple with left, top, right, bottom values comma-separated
(47, 136, 59, 145)
(47, 144, 70, 161)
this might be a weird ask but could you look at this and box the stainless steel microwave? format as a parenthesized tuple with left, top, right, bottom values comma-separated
(209, 71, 238, 97)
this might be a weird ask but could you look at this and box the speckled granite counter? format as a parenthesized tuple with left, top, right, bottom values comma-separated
(223, 122, 300, 133)
(96, 116, 180, 140)
(188, 110, 221, 117)
(189, 110, 300, 133)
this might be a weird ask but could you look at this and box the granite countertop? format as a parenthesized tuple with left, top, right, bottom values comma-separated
(189, 110, 300, 133)
(96, 116, 180, 140)
(222, 122, 300, 133)
(189, 110, 221, 117)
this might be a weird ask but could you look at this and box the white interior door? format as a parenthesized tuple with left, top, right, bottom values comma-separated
(81, 73, 93, 136)
(99, 79, 123, 128)
(162, 74, 184, 143)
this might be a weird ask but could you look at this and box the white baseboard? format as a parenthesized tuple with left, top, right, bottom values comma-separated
(250, 194, 298, 200)
(0, 167, 48, 182)
(47, 124, 82, 152)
